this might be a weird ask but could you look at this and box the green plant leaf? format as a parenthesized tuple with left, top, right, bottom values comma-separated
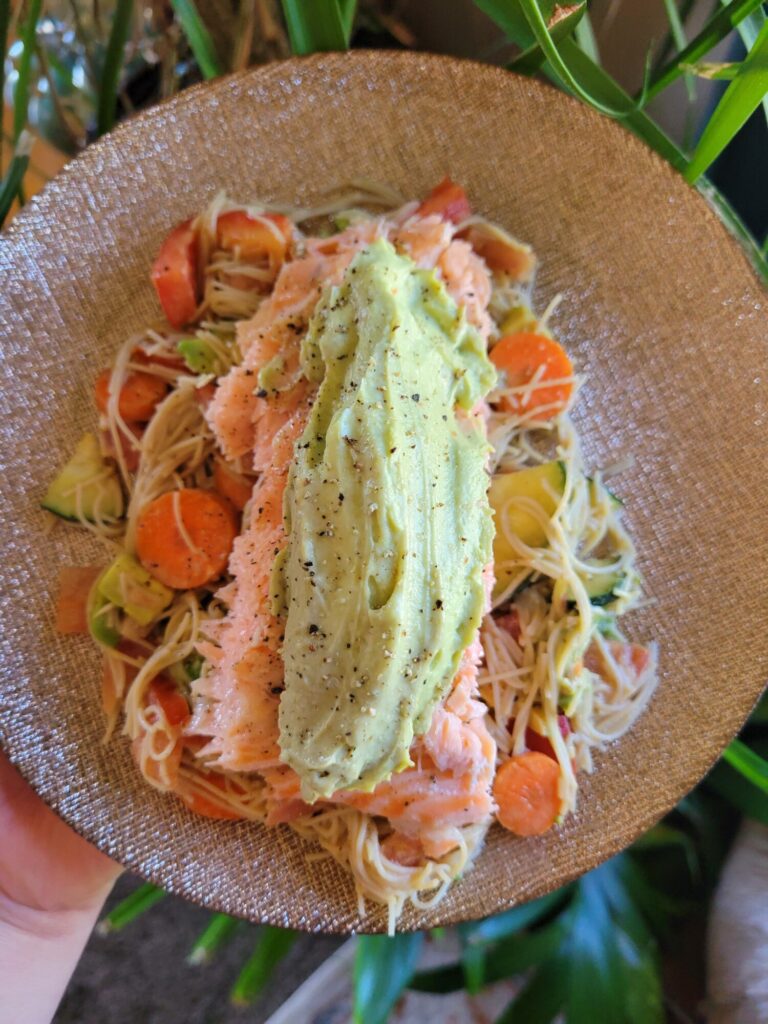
(685, 18, 768, 182)
(484, 917, 570, 981)
(728, 2, 768, 124)
(13, 0, 43, 142)
(281, 0, 352, 54)
(646, 0, 766, 101)
(573, 7, 599, 63)
(516, 0, 638, 116)
(0, 135, 31, 225)
(750, 687, 768, 725)
(459, 887, 567, 945)
(495, 958, 567, 1024)
(461, 939, 486, 994)
(0, 0, 11, 164)
(474, 0, 555, 50)
(231, 926, 297, 1005)
(632, 822, 700, 881)
(707, 759, 768, 825)
(96, 0, 133, 137)
(682, 59, 743, 80)
(354, 933, 424, 1024)
(97, 882, 166, 934)
(187, 913, 241, 965)
(409, 961, 465, 994)
(171, 0, 224, 79)
(722, 737, 768, 794)
(662, 0, 696, 101)
(508, 3, 587, 74)
(556, 38, 689, 170)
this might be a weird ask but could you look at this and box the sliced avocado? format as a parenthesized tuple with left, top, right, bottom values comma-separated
(489, 460, 566, 594)
(178, 337, 220, 375)
(98, 553, 173, 626)
(42, 433, 124, 523)
(498, 304, 537, 336)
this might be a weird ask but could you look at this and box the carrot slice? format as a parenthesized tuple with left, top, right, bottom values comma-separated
(151, 219, 200, 328)
(418, 178, 471, 224)
(135, 488, 237, 589)
(490, 332, 574, 421)
(213, 457, 254, 511)
(55, 566, 101, 634)
(95, 369, 168, 422)
(216, 211, 292, 264)
(493, 751, 561, 836)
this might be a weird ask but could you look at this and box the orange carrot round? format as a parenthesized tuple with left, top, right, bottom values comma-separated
(213, 457, 254, 512)
(216, 210, 292, 264)
(135, 488, 238, 589)
(95, 368, 168, 422)
(493, 751, 561, 837)
(490, 332, 573, 421)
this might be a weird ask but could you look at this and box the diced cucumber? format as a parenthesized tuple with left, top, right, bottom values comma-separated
(86, 581, 121, 648)
(574, 559, 626, 608)
(490, 460, 566, 554)
(42, 434, 124, 523)
(588, 475, 623, 509)
(168, 651, 204, 686)
(98, 553, 173, 626)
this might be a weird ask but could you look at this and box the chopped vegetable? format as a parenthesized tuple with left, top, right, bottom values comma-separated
(55, 566, 101, 635)
(135, 488, 237, 589)
(524, 715, 570, 761)
(463, 227, 537, 281)
(417, 177, 471, 224)
(98, 552, 174, 626)
(216, 210, 292, 264)
(95, 368, 168, 423)
(177, 337, 220, 375)
(179, 771, 245, 820)
(491, 332, 574, 421)
(148, 676, 191, 727)
(499, 305, 538, 336)
(100, 423, 143, 472)
(493, 751, 561, 836)
(151, 218, 200, 328)
(42, 433, 124, 523)
(490, 460, 566, 553)
(213, 457, 254, 511)
(87, 585, 121, 648)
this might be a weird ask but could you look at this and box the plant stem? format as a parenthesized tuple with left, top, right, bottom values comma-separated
(97, 882, 166, 934)
(187, 913, 241, 965)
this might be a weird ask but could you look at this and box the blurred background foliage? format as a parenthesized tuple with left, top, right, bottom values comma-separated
(3, 2, 767, 1022)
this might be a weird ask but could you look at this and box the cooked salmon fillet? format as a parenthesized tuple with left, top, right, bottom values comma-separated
(191, 206, 497, 857)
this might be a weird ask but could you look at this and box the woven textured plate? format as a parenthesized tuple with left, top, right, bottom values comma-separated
(1, 52, 766, 934)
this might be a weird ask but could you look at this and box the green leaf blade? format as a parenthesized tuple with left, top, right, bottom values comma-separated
(354, 932, 424, 1024)
(685, 19, 768, 182)
(281, 0, 351, 54)
(231, 926, 297, 1005)
(12, 0, 43, 142)
(171, 0, 224, 79)
(96, 0, 134, 137)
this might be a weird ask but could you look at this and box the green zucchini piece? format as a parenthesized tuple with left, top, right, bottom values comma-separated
(42, 434, 124, 523)
(98, 553, 174, 626)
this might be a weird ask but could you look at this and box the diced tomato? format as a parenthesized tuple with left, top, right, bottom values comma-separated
(381, 832, 425, 867)
(216, 211, 292, 264)
(55, 566, 101, 635)
(497, 608, 521, 643)
(584, 641, 651, 679)
(151, 219, 200, 329)
(100, 423, 144, 472)
(147, 676, 191, 727)
(131, 346, 187, 373)
(418, 178, 471, 224)
(461, 227, 536, 281)
(524, 716, 570, 761)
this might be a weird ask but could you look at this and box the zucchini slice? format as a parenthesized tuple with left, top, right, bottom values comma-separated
(42, 433, 123, 523)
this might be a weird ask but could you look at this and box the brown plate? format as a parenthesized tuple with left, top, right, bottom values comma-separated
(0, 51, 766, 934)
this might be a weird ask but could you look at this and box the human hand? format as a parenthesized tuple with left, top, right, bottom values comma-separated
(0, 748, 122, 1024)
